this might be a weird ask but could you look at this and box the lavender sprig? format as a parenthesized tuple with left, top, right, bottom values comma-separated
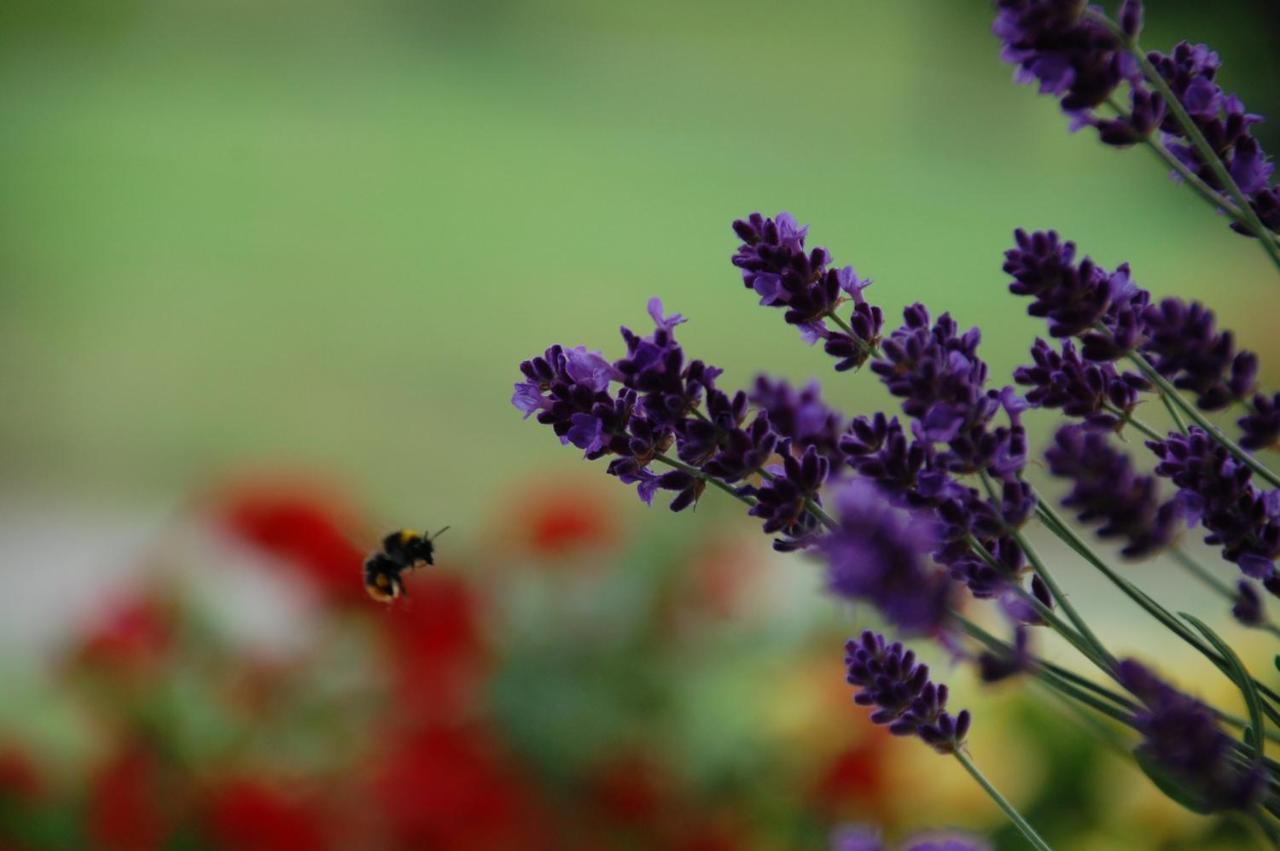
(1118, 659, 1266, 812)
(994, 0, 1280, 272)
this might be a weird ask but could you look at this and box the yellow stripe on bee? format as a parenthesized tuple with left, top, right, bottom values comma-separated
(399, 529, 417, 544)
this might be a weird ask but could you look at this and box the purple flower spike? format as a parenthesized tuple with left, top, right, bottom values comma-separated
(845, 631, 971, 755)
(830, 826, 883, 851)
(830, 827, 989, 851)
(1014, 338, 1147, 429)
(821, 480, 952, 635)
(1118, 659, 1265, 811)
(1141, 298, 1257, 411)
(1232, 580, 1265, 627)
(993, 0, 1135, 111)
(515, 345, 617, 448)
(978, 625, 1032, 683)
(747, 443, 829, 550)
(1148, 428, 1280, 589)
(1147, 41, 1280, 239)
(1239, 392, 1280, 451)
(903, 834, 990, 851)
(1046, 425, 1180, 558)
(732, 213, 883, 363)
(750, 377, 846, 476)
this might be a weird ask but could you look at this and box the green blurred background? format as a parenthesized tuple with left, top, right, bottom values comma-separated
(2, 0, 1278, 526)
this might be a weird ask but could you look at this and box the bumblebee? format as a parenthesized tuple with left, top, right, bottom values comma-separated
(364, 526, 449, 603)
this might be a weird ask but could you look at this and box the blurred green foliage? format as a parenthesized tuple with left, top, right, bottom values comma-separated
(1, 0, 1276, 526)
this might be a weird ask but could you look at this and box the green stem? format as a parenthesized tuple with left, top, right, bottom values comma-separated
(957, 615, 1280, 748)
(977, 471, 1116, 669)
(1037, 499, 1280, 724)
(963, 533, 1111, 671)
(826, 310, 879, 358)
(1159, 391, 1190, 435)
(1106, 95, 1280, 249)
(653, 453, 756, 507)
(1125, 350, 1280, 488)
(1103, 405, 1164, 442)
(953, 750, 1054, 851)
(1170, 546, 1236, 599)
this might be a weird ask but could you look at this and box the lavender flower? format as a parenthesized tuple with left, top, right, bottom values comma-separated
(977, 624, 1032, 684)
(871, 305, 1026, 476)
(845, 631, 971, 754)
(1045, 425, 1181, 558)
(993, 0, 1137, 112)
(513, 345, 618, 451)
(1147, 42, 1279, 237)
(820, 481, 953, 635)
(831, 827, 988, 851)
(750, 376, 846, 475)
(1232, 580, 1265, 627)
(748, 443, 828, 550)
(1141, 298, 1257, 411)
(1239, 392, 1280, 451)
(1003, 229, 1145, 351)
(903, 835, 990, 851)
(732, 212, 883, 366)
(995, 2, 1280, 239)
(1118, 659, 1265, 811)
(1148, 427, 1280, 589)
(1015, 338, 1147, 429)
(1004, 230, 1269, 422)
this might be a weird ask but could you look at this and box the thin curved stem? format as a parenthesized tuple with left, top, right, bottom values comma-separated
(1037, 499, 1280, 724)
(1159, 391, 1190, 435)
(1105, 95, 1280, 249)
(1124, 350, 1280, 488)
(976, 471, 1116, 669)
(1171, 548, 1280, 640)
(1171, 546, 1236, 599)
(953, 750, 1054, 851)
(1103, 404, 1164, 442)
(963, 532, 1113, 672)
(653, 453, 756, 507)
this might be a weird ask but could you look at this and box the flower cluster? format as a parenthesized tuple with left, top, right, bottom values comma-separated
(993, 0, 1141, 114)
(1117, 659, 1264, 811)
(1014, 338, 1146, 430)
(1142, 297, 1257, 411)
(515, 299, 841, 551)
(1148, 42, 1279, 236)
(994, 2, 1280, 238)
(1239, 392, 1280, 451)
(1045, 425, 1180, 558)
(1147, 428, 1280, 592)
(1005, 230, 1265, 423)
(732, 212, 884, 370)
(844, 631, 971, 754)
(821, 481, 953, 635)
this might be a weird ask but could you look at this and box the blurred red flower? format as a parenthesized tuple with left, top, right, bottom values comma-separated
(86, 744, 175, 851)
(376, 571, 488, 724)
(507, 479, 617, 559)
(217, 482, 367, 606)
(370, 723, 550, 851)
(585, 752, 669, 829)
(810, 732, 890, 817)
(73, 592, 174, 679)
(0, 746, 42, 803)
(204, 778, 330, 851)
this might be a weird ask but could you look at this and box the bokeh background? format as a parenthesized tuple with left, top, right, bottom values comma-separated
(2, 1, 1280, 849)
